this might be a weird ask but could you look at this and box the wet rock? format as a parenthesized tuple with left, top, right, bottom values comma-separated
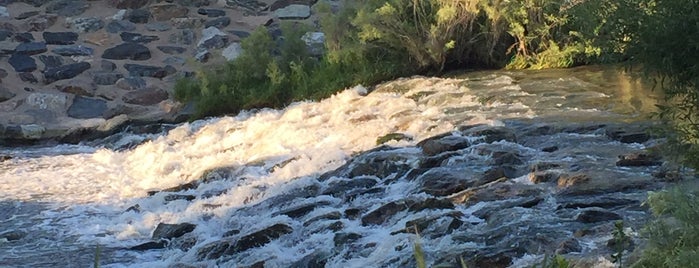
(398, 212, 463, 237)
(275, 4, 311, 19)
(616, 152, 662, 167)
(92, 72, 124, 85)
(273, 202, 328, 219)
(344, 208, 361, 220)
(542, 145, 559, 152)
(322, 176, 378, 197)
(557, 196, 638, 210)
(124, 64, 174, 78)
(157, 45, 187, 55)
(528, 171, 561, 184)
(450, 179, 542, 206)
(52, 45, 94, 56)
(43, 62, 91, 83)
(37, 55, 63, 69)
(557, 173, 590, 188)
(164, 194, 196, 202)
(26, 14, 58, 32)
(106, 20, 137, 33)
(576, 209, 622, 223)
(417, 168, 479, 196)
(123, 88, 169, 105)
(67, 96, 107, 119)
(128, 9, 151, 24)
(198, 8, 226, 17)
(169, 29, 196, 45)
(606, 127, 651, 144)
(198, 27, 228, 49)
(205, 17, 230, 29)
(361, 201, 405, 226)
(120, 32, 159, 43)
(556, 238, 582, 254)
(334, 232, 361, 247)
(130, 240, 167, 250)
(116, 76, 147, 90)
(150, 4, 189, 21)
(103, 43, 151, 61)
(290, 251, 331, 268)
(9, 54, 37, 72)
(417, 133, 472, 156)
(303, 211, 342, 226)
(152, 222, 196, 240)
(46, 0, 89, 17)
(227, 223, 293, 254)
(66, 17, 104, 33)
(15, 42, 46, 55)
(42, 32, 78, 45)
(0, 230, 27, 241)
(459, 124, 517, 143)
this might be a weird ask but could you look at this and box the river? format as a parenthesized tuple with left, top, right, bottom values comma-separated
(0, 65, 668, 267)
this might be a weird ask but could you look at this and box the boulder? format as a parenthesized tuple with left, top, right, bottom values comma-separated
(15, 42, 47, 55)
(0, 86, 16, 102)
(123, 88, 169, 105)
(14, 33, 35, 43)
(575, 209, 622, 223)
(65, 17, 104, 33)
(9, 54, 37, 72)
(92, 72, 124, 85)
(204, 17, 230, 29)
(128, 9, 151, 24)
(55, 79, 97, 96)
(228, 223, 293, 254)
(26, 14, 58, 31)
(152, 222, 196, 240)
(26, 92, 69, 111)
(116, 76, 147, 90)
(171, 17, 205, 29)
(100, 60, 117, 72)
(67, 96, 107, 119)
(221, 43, 242, 61)
(43, 62, 91, 83)
(43, 32, 78, 45)
(102, 43, 151, 60)
(108, 0, 148, 9)
(417, 133, 472, 156)
(275, 4, 311, 20)
(52, 45, 93, 56)
(45, 0, 89, 17)
(197, 27, 228, 49)
(19, 72, 38, 83)
(616, 152, 662, 167)
(169, 29, 196, 45)
(145, 22, 171, 32)
(16, 11, 40, 20)
(361, 201, 405, 226)
(163, 56, 186, 66)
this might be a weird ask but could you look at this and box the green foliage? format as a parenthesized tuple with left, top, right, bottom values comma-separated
(632, 185, 699, 268)
(94, 244, 100, 268)
(611, 221, 630, 268)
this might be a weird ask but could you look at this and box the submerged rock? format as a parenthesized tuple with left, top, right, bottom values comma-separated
(152, 222, 196, 240)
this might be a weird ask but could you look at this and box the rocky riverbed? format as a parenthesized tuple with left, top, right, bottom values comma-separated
(0, 0, 331, 144)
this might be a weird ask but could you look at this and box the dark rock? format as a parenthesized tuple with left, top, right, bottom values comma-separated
(399, 212, 463, 237)
(163, 56, 186, 66)
(106, 20, 136, 33)
(204, 17, 230, 28)
(92, 72, 124, 85)
(334, 232, 361, 247)
(542, 145, 559, 152)
(56, 80, 96, 96)
(128, 9, 151, 24)
(528, 171, 560, 184)
(108, 0, 148, 9)
(616, 152, 662, 167)
(576, 209, 622, 223)
(416, 168, 478, 196)
(103, 43, 151, 60)
(459, 124, 517, 143)
(129, 240, 167, 250)
(15, 42, 46, 55)
(120, 32, 159, 43)
(492, 151, 524, 166)
(152, 222, 196, 240)
(164, 194, 196, 202)
(169, 29, 196, 45)
(66, 17, 103, 33)
(0, 155, 13, 162)
(67, 96, 107, 119)
(361, 201, 405, 226)
(303, 211, 342, 227)
(273, 202, 326, 218)
(16, 11, 40, 20)
(26, 14, 58, 31)
(557, 196, 638, 210)
(115, 76, 147, 90)
(175, 0, 211, 7)
(18, 72, 38, 83)
(9, 54, 37, 72)
(38, 55, 64, 69)
(100, 60, 117, 72)
(290, 251, 331, 268)
(198, 8, 226, 17)
(556, 238, 582, 254)
(417, 133, 472, 156)
(123, 88, 169, 105)
(197, 240, 231, 260)
(124, 64, 174, 78)
(0, 230, 27, 241)
(322, 177, 378, 197)
(227, 224, 293, 254)
(194, 49, 209, 62)
(46, 0, 89, 17)
(14, 32, 34, 42)
(52, 45, 93, 56)
(344, 208, 361, 220)
(0, 68, 6, 78)
(606, 127, 651, 144)
(0, 30, 11, 41)
(450, 179, 542, 206)
(43, 32, 78, 45)
(43, 62, 90, 83)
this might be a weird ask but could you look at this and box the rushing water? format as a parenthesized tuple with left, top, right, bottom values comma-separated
(0, 66, 663, 267)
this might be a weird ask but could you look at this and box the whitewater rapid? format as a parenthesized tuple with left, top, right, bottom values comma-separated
(0, 69, 660, 267)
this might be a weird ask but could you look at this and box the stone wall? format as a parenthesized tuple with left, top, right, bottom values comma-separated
(0, 0, 331, 144)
